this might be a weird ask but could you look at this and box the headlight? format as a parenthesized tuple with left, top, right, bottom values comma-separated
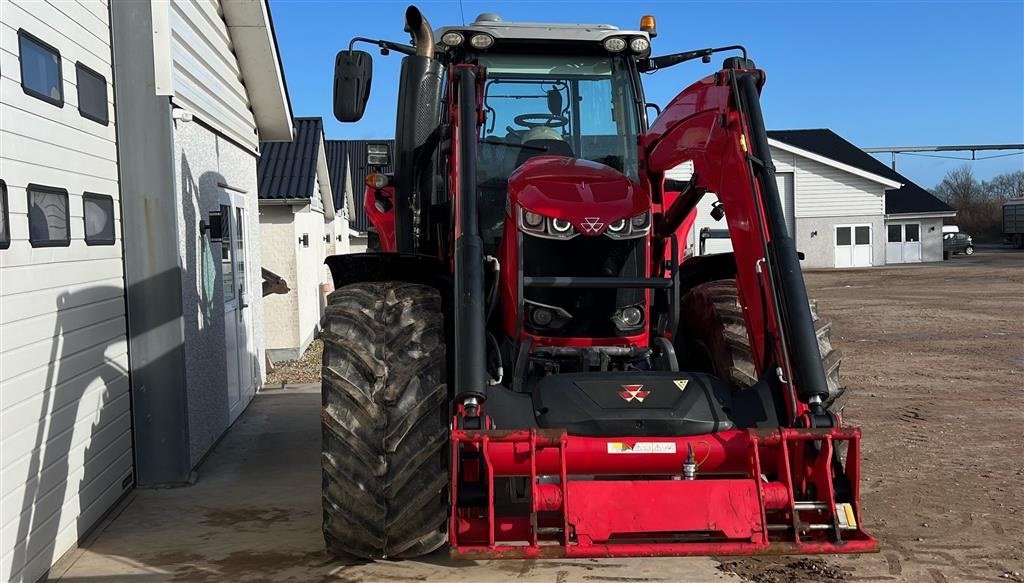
(550, 218, 573, 233)
(612, 304, 645, 331)
(469, 33, 494, 49)
(605, 211, 651, 239)
(441, 32, 465, 47)
(518, 207, 578, 239)
(629, 37, 651, 53)
(522, 211, 544, 229)
(603, 37, 627, 52)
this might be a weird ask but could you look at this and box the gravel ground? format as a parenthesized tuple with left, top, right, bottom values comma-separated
(265, 339, 323, 387)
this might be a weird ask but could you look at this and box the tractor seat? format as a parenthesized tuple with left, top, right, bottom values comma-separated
(531, 371, 738, 437)
(515, 139, 574, 168)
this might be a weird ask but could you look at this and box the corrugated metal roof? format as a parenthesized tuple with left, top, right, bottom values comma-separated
(324, 140, 348, 214)
(324, 139, 395, 232)
(257, 117, 323, 200)
(767, 129, 955, 216)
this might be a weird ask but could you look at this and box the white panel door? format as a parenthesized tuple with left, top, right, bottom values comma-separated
(220, 203, 241, 415)
(835, 225, 872, 268)
(886, 224, 904, 263)
(853, 225, 872, 266)
(902, 223, 922, 262)
(221, 193, 256, 423)
(885, 223, 921, 264)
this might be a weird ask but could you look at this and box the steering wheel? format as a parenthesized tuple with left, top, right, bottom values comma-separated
(513, 113, 569, 129)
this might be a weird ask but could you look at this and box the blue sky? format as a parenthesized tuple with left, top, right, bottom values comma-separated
(270, 0, 1024, 188)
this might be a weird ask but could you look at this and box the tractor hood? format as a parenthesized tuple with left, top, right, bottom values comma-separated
(508, 156, 648, 236)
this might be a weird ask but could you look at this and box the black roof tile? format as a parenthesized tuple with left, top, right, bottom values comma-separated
(258, 117, 323, 200)
(767, 129, 954, 215)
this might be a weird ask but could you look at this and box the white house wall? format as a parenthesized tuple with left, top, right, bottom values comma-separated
(260, 204, 301, 355)
(165, 0, 259, 152)
(295, 204, 328, 356)
(0, 2, 133, 582)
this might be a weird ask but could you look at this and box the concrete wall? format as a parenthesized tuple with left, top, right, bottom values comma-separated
(172, 119, 261, 466)
(295, 204, 328, 356)
(795, 214, 885, 268)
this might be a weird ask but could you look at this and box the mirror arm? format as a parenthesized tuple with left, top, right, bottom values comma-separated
(639, 44, 748, 72)
(348, 36, 417, 57)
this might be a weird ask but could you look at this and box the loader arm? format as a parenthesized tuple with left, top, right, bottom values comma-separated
(643, 66, 831, 425)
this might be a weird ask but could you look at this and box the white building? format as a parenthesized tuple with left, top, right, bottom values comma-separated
(258, 117, 343, 362)
(0, 2, 293, 581)
(671, 129, 956, 268)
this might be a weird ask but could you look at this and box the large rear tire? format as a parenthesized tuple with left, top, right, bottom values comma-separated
(320, 282, 449, 559)
(678, 279, 844, 409)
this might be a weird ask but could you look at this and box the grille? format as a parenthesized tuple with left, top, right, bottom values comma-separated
(522, 235, 645, 337)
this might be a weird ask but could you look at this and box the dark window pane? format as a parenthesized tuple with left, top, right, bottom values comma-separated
(236, 208, 246, 296)
(836, 226, 851, 246)
(888, 224, 902, 243)
(19, 30, 63, 106)
(76, 63, 108, 125)
(0, 180, 10, 249)
(28, 185, 70, 247)
(83, 193, 115, 244)
(855, 225, 871, 245)
(905, 224, 920, 242)
(221, 205, 235, 301)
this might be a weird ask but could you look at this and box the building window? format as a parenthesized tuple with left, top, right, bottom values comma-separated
(855, 225, 871, 245)
(887, 224, 902, 243)
(76, 62, 108, 125)
(366, 143, 391, 166)
(904, 223, 920, 243)
(0, 180, 10, 249)
(83, 192, 115, 245)
(18, 30, 63, 107)
(27, 184, 70, 247)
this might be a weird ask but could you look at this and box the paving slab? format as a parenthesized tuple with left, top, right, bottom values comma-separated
(54, 389, 733, 582)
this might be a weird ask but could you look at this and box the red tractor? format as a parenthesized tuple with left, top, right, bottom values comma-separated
(322, 6, 874, 559)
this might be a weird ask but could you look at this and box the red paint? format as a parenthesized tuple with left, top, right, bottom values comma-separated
(449, 425, 877, 557)
(363, 184, 397, 251)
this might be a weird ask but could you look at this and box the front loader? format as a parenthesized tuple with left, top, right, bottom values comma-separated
(320, 6, 874, 559)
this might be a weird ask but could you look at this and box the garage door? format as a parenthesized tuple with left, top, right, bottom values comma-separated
(886, 223, 922, 264)
(835, 225, 872, 267)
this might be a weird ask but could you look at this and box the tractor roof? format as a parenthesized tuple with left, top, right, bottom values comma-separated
(437, 13, 649, 44)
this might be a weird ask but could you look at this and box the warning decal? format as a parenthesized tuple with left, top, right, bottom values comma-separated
(607, 442, 677, 454)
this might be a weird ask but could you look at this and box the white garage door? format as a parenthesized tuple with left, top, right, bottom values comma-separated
(886, 223, 922, 264)
(835, 225, 872, 267)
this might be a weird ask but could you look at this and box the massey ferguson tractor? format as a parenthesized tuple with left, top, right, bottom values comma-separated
(321, 6, 875, 559)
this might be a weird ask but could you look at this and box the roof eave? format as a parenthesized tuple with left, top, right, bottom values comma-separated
(222, 0, 294, 142)
(885, 210, 958, 219)
(769, 138, 903, 189)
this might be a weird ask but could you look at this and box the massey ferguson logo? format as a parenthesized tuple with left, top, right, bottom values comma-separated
(618, 384, 650, 403)
(580, 217, 605, 234)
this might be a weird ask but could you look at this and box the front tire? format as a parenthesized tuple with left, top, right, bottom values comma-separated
(320, 282, 449, 559)
(965, 245, 974, 255)
(677, 279, 843, 409)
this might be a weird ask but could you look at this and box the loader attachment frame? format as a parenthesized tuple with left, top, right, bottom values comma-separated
(450, 425, 877, 558)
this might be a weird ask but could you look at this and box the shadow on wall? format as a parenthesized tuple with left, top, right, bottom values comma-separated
(6, 166, 257, 582)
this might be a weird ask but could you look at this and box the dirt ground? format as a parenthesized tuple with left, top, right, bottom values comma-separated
(265, 249, 1024, 583)
(723, 248, 1024, 583)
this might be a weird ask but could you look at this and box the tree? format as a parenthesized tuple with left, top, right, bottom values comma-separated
(983, 170, 1024, 201)
(932, 165, 981, 205)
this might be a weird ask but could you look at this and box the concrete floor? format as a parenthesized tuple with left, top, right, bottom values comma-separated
(53, 386, 732, 582)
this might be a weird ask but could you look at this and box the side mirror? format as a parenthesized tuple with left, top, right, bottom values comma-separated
(334, 50, 372, 122)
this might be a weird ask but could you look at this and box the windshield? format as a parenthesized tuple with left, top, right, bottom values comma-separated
(475, 54, 640, 246)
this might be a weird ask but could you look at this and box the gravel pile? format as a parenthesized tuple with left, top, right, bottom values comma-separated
(266, 339, 323, 387)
